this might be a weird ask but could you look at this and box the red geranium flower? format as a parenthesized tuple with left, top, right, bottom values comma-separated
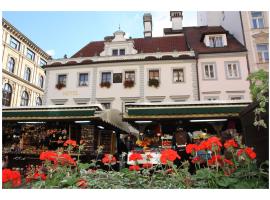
(224, 159, 234, 166)
(64, 139, 77, 147)
(59, 153, 76, 165)
(40, 151, 58, 163)
(191, 156, 201, 164)
(142, 163, 153, 169)
(160, 149, 180, 164)
(76, 178, 88, 188)
(208, 155, 223, 166)
(186, 144, 199, 154)
(2, 169, 21, 187)
(238, 147, 256, 160)
(224, 139, 238, 149)
(129, 165, 140, 171)
(206, 136, 222, 151)
(102, 154, 117, 165)
(129, 153, 143, 161)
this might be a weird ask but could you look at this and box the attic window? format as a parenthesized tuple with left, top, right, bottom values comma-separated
(209, 36, 223, 47)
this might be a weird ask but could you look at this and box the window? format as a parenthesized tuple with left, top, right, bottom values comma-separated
(26, 48, 35, 61)
(24, 67, 31, 82)
(119, 49, 125, 55)
(203, 64, 216, 79)
(230, 96, 242, 100)
(79, 73, 88, 86)
(39, 58, 47, 67)
(101, 102, 111, 109)
(36, 97, 42, 106)
(125, 71, 135, 81)
(39, 75, 44, 88)
(57, 74, 67, 86)
(209, 36, 223, 47)
(20, 91, 29, 106)
(149, 70, 159, 80)
(101, 72, 111, 83)
(7, 57, 15, 73)
(251, 11, 264, 29)
(173, 69, 184, 82)
(226, 63, 240, 79)
(257, 44, 269, 63)
(112, 49, 118, 56)
(205, 96, 219, 101)
(10, 36, 20, 51)
(2, 83, 12, 107)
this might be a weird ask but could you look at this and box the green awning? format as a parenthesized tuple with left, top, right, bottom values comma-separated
(124, 101, 250, 119)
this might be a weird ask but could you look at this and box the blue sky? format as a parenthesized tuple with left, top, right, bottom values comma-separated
(3, 11, 197, 59)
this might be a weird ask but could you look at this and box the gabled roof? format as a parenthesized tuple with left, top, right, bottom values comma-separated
(183, 26, 247, 54)
(71, 36, 189, 58)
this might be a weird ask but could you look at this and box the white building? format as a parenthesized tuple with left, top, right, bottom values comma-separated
(44, 12, 251, 112)
(197, 11, 269, 72)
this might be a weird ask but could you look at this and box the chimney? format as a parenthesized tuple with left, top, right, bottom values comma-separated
(170, 11, 183, 30)
(143, 13, 152, 38)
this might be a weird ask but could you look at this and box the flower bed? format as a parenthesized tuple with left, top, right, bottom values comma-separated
(2, 137, 269, 189)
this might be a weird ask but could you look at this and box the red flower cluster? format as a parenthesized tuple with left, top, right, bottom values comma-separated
(129, 165, 140, 171)
(208, 155, 234, 167)
(142, 163, 153, 169)
(40, 151, 76, 165)
(2, 169, 21, 187)
(191, 156, 201, 164)
(186, 144, 199, 154)
(76, 178, 88, 188)
(237, 147, 256, 160)
(129, 153, 143, 161)
(160, 149, 180, 164)
(224, 139, 238, 149)
(102, 154, 117, 165)
(64, 139, 77, 147)
(26, 172, 46, 183)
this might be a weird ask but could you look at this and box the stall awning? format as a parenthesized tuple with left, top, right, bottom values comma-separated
(123, 101, 251, 120)
(2, 105, 102, 121)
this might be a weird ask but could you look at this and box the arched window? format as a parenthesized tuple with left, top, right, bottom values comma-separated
(2, 83, 12, 106)
(36, 97, 42, 106)
(20, 91, 29, 106)
(39, 75, 44, 88)
(24, 67, 31, 82)
(7, 57, 15, 73)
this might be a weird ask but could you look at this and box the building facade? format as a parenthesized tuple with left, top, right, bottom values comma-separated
(197, 11, 269, 72)
(44, 12, 251, 111)
(2, 18, 51, 107)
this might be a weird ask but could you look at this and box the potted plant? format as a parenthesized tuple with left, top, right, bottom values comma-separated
(100, 82, 111, 88)
(148, 79, 159, 88)
(124, 80, 135, 88)
(55, 83, 65, 90)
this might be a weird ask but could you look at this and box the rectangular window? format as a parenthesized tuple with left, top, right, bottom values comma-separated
(39, 58, 47, 67)
(203, 64, 216, 79)
(101, 102, 111, 109)
(79, 73, 88, 86)
(125, 71, 135, 81)
(26, 48, 35, 61)
(10, 36, 20, 51)
(58, 74, 67, 86)
(101, 72, 111, 83)
(209, 36, 223, 47)
(230, 96, 242, 100)
(251, 11, 264, 29)
(173, 69, 184, 82)
(112, 49, 118, 56)
(257, 44, 269, 63)
(226, 63, 240, 78)
(119, 49, 125, 55)
(149, 70, 159, 80)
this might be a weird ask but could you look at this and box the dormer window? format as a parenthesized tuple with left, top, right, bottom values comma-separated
(112, 49, 126, 56)
(209, 36, 223, 47)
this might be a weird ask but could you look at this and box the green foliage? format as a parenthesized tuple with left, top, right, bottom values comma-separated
(247, 69, 269, 128)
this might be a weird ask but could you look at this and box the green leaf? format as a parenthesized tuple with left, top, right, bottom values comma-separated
(216, 176, 238, 188)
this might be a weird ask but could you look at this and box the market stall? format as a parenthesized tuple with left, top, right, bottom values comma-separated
(123, 100, 251, 164)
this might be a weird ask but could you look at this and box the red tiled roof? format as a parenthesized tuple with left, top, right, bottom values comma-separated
(71, 36, 188, 58)
(183, 26, 246, 54)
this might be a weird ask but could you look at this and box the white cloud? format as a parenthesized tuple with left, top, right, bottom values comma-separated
(152, 12, 171, 37)
(46, 49, 55, 57)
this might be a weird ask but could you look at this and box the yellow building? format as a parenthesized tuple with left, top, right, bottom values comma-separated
(2, 18, 51, 107)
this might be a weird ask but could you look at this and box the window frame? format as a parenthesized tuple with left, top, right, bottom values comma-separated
(124, 71, 135, 81)
(20, 91, 29, 106)
(39, 58, 47, 67)
(36, 97, 42, 106)
(208, 35, 223, 47)
(101, 102, 111, 109)
(256, 44, 269, 63)
(202, 63, 217, 80)
(7, 57, 15, 73)
(229, 95, 244, 100)
(57, 74, 67, 87)
(225, 62, 241, 79)
(119, 49, 126, 56)
(39, 75, 44, 88)
(2, 83, 12, 107)
(26, 48, 35, 61)
(148, 69, 160, 81)
(112, 49, 118, 56)
(172, 68, 185, 83)
(9, 36, 20, 51)
(24, 67, 31, 82)
(251, 11, 264, 29)
(101, 72, 112, 83)
(78, 73, 89, 87)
